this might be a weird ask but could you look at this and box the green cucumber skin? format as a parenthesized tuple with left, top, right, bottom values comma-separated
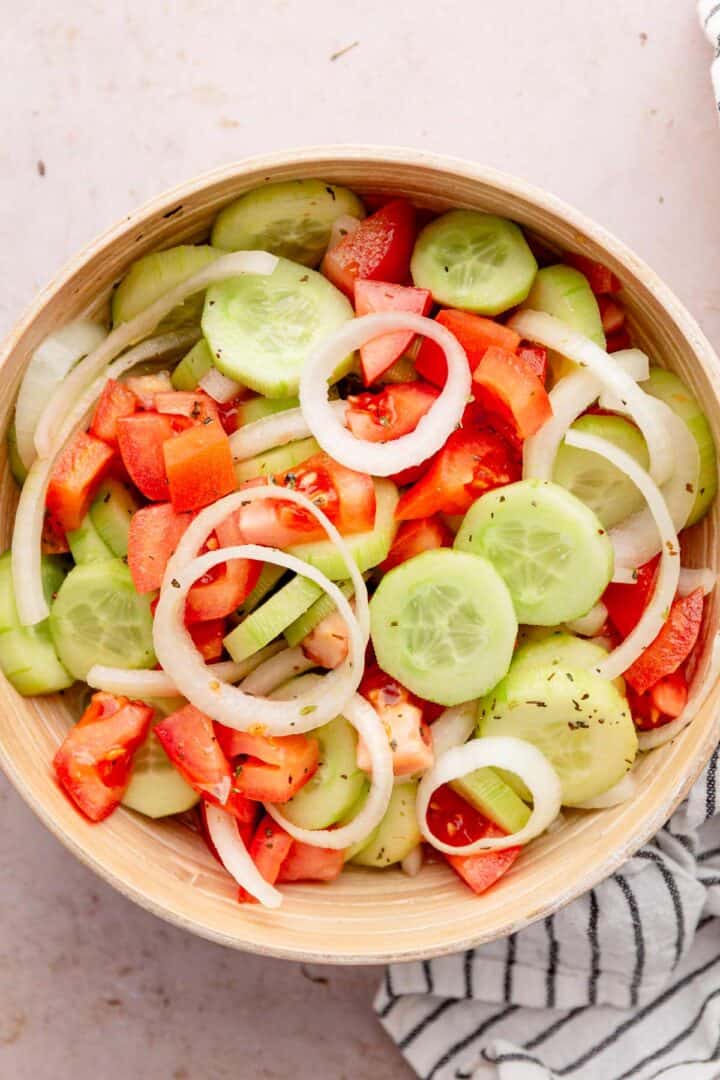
(280, 716, 366, 830)
(170, 339, 214, 390)
(237, 396, 299, 426)
(224, 575, 323, 662)
(0, 552, 73, 695)
(89, 479, 141, 558)
(284, 578, 355, 648)
(231, 564, 287, 623)
(521, 264, 605, 349)
(112, 245, 221, 327)
(7, 421, 28, 486)
(351, 781, 421, 868)
(67, 515, 114, 565)
(450, 767, 531, 835)
(233, 437, 319, 484)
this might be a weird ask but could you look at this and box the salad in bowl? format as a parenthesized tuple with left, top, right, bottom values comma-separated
(2, 176, 717, 910)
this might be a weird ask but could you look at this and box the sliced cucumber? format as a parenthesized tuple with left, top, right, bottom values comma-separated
(342, 783, 375, 862)
(281, 715, 366, 830)
(122, 709, 199, 819)
(49, 558, 156, 680)
(112, 245, 221, 327)
(351, 780, 421, 868)
(289, 479, 399, 580)
(236, 395, 300, 427)
(284, 578, 355, 648)
(410, 210, 537, 315)
(0, 552, 73, 695)
(224, 575, 322, 662)
(233, 436, 319, 484)
(450, 768, 531, 834)
(233, 564, 287, 621)
(202, 256, 354, 397)
(479, 665, 638, 806)
(455, 479, 614, 625)
(7, 422, 28, 486)
(521, 264, 605, 349)
(89, 478, 141, 558)
(212, 179, 365, 267)
(370, 549, 517, 706)
(170, 338, 214, 390)
(67, 514, 113, 564)
(644, 367, 718, 525)
(509, 631, 624, 695)
(553, 414, 649, 529)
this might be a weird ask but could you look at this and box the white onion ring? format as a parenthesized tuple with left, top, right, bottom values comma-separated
(564, 429, 680, 681)
(299, 312, 471, 475)
(510, 310, 674, 486)
(417, 736, 562, 854)
(679, 568, 716, 597)
(86, 641, 283, 698)
(264, 692, 393, 850)
(198, 367, 242, 404)
(401, 846, 424, 877)
(430, 702, 477, 758)
(229, 401, 347, 462)
(204, 802, 283, 908)
(565, 601, 608, 638)
(597, 348, 650, 410)
(637, 632, 720, 750)
(241, 647, 316, 696)
(574, 770, 638, 809)
(12, 329, 198, 627)
(523, 370, 599, 481)
(611, 566, 639, 585)
(33, 251, 278, 458)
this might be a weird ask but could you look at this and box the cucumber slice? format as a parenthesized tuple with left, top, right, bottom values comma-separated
(521, 264, 605, 349)
(236, 395, 299, 427)
(202, 256, 354, 397)
(410, 210, 537, 315)
(89, 479, 141, 558)
(112, 245, 221, 327)
(233, 564, 288, 621)
(211, 179, 365, 267)
(479, 665, 638, 806)
(553, 414, 649, 529)
(170, 339, 214, 390)
(370, 549, 517, 706)
(49, 559, 156, 680)
(509, 631, 624, 695)
(284, 578, 355, 648)
(224, 575, 322, 662)
(342, 783, 375, 862)
(122, 707, 199, 818)
(281, 715, 366, 829)
(644, 367, 718, 526)
(233, 436, 319, 484)
(0, 552, 73, 695)
(455, 479, 614, 625)
(351, 780, 421, 868)
(450, 768, 531, 835)
(289, 479, 399, 580)
(7, 422, 28, 486)
(67, 514, 113, 565)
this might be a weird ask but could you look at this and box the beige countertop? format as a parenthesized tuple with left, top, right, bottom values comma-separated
(2, 2, 720, 1077)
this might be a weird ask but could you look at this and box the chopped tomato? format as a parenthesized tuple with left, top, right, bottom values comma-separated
(216, 395, 247, 436)
(565, 253, 621, 295)
(53, 692, 153, 822)
(353, 279, 432, 384)
(185, 514, 261, 624)
(426, 784, 520, 895)
(238, 815, 294, 903)
(154, 390, 220, 424)
(125, 371, 173, 409)
(414, 309, 521, 388)
(624, 589, 704, 695)
(117, 412, 177, 501)
(358, 665, 434, 776)
(651, 669, 689, 717)
(46, 430, 116, 533)
(598, 296, 626, 336)
(89, 379, 138, 447)
(603, 556, 660, 638)
(42, 512, 71, 555)
(163, 417, 237, 513)
(473, 346, 553, 440)
(396, 428, 520, 520)
(346, 382, 439, 442)
(381, 515, 453, 572)
(278, 842, 345, 883)
(389, 462, 431, 488)
(154, 704, 233, 806)
(517, 345, 548, 385)
(321, 199, 416, 298)
(127, 502, 194, 593)
(189, 618, 226, 661)
(214, 728, 319, 803)
(301, 604, 352, 669)
(607, 329, 633, 354)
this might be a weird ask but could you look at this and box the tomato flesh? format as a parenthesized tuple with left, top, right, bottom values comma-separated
(117, 412, 177, 501)
(566, 253, 621, 295)
(46, 430, 116, 534)
(127, 502, 194, 593)
(154, 390, 220, 424)
(426, 784, 520, 895)
(381, 515, 453, 572)
(189, 618, 226, 661)
(603, 556, 660, 638)
(414, 309, 521, 388)
(517, 345, 548, 384)
(238, 815, 294, 903)
(214, 728, 320, 803)
(278, 842, 345, 883)
(154, 704, 233, 806)
(163, 417, 237, 513)
(353, 279, 432, 385)
(346, 382, 439, 443)
(473, 346, 553, 440)
(184, 513, 261, 623)
(598, 296, 626, 336)
(89, 379, 138, 447)
(321, 199, 416, 298)
(358, 664, 435, 775)
(624, 589, 704, 695)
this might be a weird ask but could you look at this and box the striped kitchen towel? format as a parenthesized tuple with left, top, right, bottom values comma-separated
(376, 752, 720, 1078)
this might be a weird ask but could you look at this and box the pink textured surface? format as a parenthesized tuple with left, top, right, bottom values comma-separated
(1, 2, 719, 1077)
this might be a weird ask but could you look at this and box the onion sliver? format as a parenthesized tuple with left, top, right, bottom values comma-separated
(430, 702, 476, 758)
(299, 312, 471, 476)
(565, 601, 608, 638)
(597, 348, 650, 411)
(611, 566, 639, 585)
(198, 367, 242, 404)
(523, 370, 598, 481)
(417, 736, 562, 855)
(574, 770, 638, 809)
(204, 803, 283, 908)
(12, 329, 198, 627)
(33, 251, 278, 458)
(264, 693, 393, 850)
(241, 647, 316, 696)
(510, 310, 674, 486)
(679, 567, 716, 597)
(401, 846, 424, 877)
(229, 401, 347, 463)
(637, 632, 720, 750)
(86, 642, 284, 698)
(564, 429, 680, 681)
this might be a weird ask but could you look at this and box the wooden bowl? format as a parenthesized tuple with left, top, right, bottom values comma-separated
(1, 146, 719, 964)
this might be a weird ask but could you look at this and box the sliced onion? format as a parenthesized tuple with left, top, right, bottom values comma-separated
(264, 692, 393, 849)
(198, 367, 242, 404)
(597, 348, 649, 410)
(15, 320, 107, 470)
(564, 429, 680, 681)
(33, 251, 278, 458)
(241, 646, 316, 696)
(417, 736, 562, 854)
(229, 401, 347, 462)
(510, 310, 674, 486)
(401, 846, 424, 877)
(523, 369, 599, 481)
(679, 567, 716, 597)
(637, 632, 720, 750)
(204, 803, 282, 908)
(574, 770, 638, 809)
(565, 601, 608, 638)
(430, 702, 476, 758)
(86, 641, 284, 698)
(12, 330, 198, 627)
(611, 566, 639, 585)
(299, 313, 471, 475)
